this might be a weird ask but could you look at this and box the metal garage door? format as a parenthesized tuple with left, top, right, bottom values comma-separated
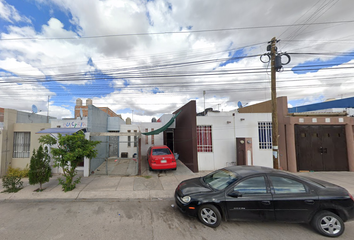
(295, 125, 349, 171)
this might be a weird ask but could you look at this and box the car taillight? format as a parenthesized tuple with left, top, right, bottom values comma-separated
(350, 193, 354, 202)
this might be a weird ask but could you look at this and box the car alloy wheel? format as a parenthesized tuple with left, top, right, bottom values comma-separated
(197, 204, 221, 228)
(312, 210, 345, 237)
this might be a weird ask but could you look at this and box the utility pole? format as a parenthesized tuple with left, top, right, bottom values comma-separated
(260, 38, 290, 170)
(270, 37, 279, 169)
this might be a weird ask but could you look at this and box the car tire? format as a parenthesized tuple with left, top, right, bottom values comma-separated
(311, 210, 345, 237)
(197, 204, 221, 228)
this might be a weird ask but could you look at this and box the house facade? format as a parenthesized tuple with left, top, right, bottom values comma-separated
(0, 108, 52, 176)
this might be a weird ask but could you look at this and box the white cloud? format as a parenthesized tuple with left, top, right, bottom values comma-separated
(1, 0, 354, 120)
(0, 0, 31, 23)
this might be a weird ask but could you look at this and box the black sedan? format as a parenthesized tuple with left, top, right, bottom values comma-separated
(175, 166, 354, 237)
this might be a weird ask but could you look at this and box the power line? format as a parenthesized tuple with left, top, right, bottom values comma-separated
(2, 20, 354, 41)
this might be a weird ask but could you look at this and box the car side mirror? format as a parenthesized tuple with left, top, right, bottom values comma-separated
(228, 191, 242, 198)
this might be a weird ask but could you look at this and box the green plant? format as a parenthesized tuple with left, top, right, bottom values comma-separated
(6, 166, 29, 178)
(2, 175, 23, 193)
(29, 145, 52, 191)
(39, 131, 100, 192)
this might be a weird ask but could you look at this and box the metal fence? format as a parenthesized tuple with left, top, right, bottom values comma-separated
(89, 132, 140, 176)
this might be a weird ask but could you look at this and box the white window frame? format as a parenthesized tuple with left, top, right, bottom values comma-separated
(258, 122, 272, 149)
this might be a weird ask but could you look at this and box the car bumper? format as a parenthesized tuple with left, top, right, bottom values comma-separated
(174, 191, 197, 216)
(150, 162, 177, 170)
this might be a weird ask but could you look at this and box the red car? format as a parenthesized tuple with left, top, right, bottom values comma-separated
(147, 145, 177, 171)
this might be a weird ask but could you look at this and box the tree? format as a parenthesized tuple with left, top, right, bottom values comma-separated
(28, 145, 52, 191)
(39, 131, 100, 192)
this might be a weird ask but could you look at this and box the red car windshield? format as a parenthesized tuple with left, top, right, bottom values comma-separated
(152, 148, 171, 156)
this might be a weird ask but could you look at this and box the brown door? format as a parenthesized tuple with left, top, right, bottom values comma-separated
(322, 126, 348, 171)
(236, 138, 246, 165)
(295, 125, 348, 171)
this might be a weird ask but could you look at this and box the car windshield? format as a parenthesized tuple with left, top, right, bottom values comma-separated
(152, 148, 171, 156)
(203, 169, 238, 190)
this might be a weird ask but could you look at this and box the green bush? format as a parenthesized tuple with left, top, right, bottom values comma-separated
(29, 145, 52, 191)
(2, 175, 23, 193)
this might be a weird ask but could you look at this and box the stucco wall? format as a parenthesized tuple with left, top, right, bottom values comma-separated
(119, 122, 164, 158)
(107, 117, 126, 131)
(17, 111, 53, 123)
(11, 123, 51, 169)
(196, 111, 273, 171)
(234, 112, 273, 168)
(197, 112, 235, 171)
(1, 109, 17, 176)
(87, 105, 109, 172)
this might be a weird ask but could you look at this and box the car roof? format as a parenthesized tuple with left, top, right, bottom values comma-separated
(151, 145, 169, 149)
(223, 165, 294, 178)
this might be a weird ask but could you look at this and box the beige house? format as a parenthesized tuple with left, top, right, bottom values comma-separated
(0, 108, 52, 177)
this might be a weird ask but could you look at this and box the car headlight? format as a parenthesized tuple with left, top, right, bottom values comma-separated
(181, 196, 191, 203)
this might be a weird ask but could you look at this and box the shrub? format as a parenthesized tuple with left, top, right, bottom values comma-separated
(2, 175, 23, 193)
(6, 166, 29, 178)
(29, 145, 52, 191)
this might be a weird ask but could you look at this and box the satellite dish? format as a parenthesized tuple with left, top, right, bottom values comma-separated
(32, 105, 38, 113)
(80, 108, 83, 119)
(237, 101, 243, 108)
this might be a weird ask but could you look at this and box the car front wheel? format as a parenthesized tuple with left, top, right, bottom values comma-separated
(312, 210, 345, 237)
(197, 204, 221, 228)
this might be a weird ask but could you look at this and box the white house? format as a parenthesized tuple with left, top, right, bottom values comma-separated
(196, 110, 273, 171)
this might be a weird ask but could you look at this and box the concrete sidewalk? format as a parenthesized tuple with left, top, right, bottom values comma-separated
(1, 162, 354, 202)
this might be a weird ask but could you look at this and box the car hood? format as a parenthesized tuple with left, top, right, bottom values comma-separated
(176, 177, 212, 196)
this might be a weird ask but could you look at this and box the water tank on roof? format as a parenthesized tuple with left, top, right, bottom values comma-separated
(76, 98, 82, 106)
(126, 117, 131, 125)
(86, 98, 92, 105)
(152, 117, 156, 122)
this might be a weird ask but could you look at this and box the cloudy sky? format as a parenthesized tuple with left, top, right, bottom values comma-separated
(1, 0, 354, 122)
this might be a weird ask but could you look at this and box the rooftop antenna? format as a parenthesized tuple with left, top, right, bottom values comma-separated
(237, 101, 243, 108)
(32, 104, 38, 114)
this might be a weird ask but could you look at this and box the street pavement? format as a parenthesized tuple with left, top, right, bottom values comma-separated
(1, 160, 354, 202)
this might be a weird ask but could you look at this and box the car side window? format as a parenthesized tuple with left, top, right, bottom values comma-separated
(233, 176, 267, 194)
(269, 176, 306, 194)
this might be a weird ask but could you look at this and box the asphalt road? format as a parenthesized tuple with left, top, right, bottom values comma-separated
(1, 200, 354, 240)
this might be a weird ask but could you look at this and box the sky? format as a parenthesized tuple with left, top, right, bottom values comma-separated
(1, 0, 354, 122)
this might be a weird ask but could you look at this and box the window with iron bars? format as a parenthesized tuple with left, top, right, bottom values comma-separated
(258, 122, 272, 149)
(197, 125, 212, 152)
(13, 132, 31, 158)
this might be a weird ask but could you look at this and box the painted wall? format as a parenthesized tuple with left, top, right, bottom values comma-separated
(17, 111, 53, 123)
(87, 105, 110, 172)
(119, 122, 164, 158)
(234, 112, 273, 168)
(11, 123, 51, 169)
(51, 118, 87, 128)
(197, 112, 235, 171)
(196, 111, 273, 171)
(1, 108, 52, 176)
(107, 117, 126, 131)
(174, 101, 198, 172)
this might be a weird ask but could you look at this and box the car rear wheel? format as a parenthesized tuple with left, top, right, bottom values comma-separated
(312, 210, 344, 237)
(197, 204, 221, 228)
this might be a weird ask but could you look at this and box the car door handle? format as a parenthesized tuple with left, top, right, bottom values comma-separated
(261, 201, 271, 205)
(305, 200, 315, 205)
